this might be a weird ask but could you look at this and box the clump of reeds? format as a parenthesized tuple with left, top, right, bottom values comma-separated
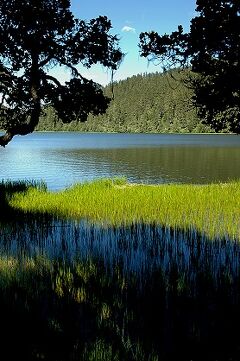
(6, 177, 240, 240)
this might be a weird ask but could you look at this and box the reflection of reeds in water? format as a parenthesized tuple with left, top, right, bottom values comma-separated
(1, 218, 240, 285)
(0, 214, 240, 359)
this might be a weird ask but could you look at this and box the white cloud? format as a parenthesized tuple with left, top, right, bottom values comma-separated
(121, 26, 136, 33)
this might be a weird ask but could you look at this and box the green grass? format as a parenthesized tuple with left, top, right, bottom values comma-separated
(7, 177, 240, 240)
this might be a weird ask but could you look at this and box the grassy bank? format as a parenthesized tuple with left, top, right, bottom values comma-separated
(7, 178, 240, 240)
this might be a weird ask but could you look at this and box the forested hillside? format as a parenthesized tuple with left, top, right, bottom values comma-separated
(37, 71, 214, 133)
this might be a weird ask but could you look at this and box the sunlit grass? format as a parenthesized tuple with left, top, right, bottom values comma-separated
(7, 177, 240, 240)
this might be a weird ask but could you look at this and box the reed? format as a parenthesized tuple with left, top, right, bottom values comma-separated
(7, 178, 240, 240)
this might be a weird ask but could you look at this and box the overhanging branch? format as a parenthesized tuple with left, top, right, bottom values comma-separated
(0, 131, 14, 147)
(45, 74, 62, 88)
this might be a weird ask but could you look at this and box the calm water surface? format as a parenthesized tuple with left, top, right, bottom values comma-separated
(1, 132, 240, 189)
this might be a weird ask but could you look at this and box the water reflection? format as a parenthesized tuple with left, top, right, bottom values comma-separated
(1, 219, 239, 286)
(1, 133, 240, 189)
(55, 146, 240, 186)
(0, 217, 240, 360)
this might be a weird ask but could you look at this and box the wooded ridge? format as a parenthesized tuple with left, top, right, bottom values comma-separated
(36, 70, 230, 133)
(36, 71, 218, 133)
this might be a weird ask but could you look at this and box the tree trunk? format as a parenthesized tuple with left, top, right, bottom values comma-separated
(0, 51, 41, 147)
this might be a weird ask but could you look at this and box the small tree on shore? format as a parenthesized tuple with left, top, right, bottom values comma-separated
(0, 0, 122, 146)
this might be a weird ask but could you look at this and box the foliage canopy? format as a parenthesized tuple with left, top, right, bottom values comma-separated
(139, 0, 240, 133)
(0, 0, 122, 146)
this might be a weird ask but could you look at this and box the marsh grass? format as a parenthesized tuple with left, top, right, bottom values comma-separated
(7, 178, 240, 240)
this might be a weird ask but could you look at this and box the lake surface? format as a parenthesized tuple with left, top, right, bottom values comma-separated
(1, 132, 240, 190)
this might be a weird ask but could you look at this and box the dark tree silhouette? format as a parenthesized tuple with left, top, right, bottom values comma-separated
(0, 0, 122, 146)
(139, 0, 240, 133)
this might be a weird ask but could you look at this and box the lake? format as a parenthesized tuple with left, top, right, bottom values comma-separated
(1, 132, 240, 190)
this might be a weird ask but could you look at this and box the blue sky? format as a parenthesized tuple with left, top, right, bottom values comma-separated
(53, 0, 197, 85)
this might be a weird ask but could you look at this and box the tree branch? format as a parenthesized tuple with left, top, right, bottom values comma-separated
(0, 52, 42, 148)
(0, 91, 7, 105)
(0, 131, 14, 147)
(55, 57, 82, 78)
(0, 71, 13, 88)
(0, 71, 11, 77)
(0, 101, 41, 147)
(39, 55, 53, 68)
(44, 74, 62, 88)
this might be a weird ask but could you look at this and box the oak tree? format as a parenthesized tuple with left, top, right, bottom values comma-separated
(0, 0, 122, 146)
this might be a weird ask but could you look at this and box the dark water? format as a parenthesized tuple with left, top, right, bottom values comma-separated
(1, 132, 240, 190)
(0, 206, 240, 360)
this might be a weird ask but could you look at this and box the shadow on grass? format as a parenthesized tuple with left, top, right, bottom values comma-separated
(0, 181, 28, 218)
(0, 183, 240, 360)
(0, 180, 48, 221)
